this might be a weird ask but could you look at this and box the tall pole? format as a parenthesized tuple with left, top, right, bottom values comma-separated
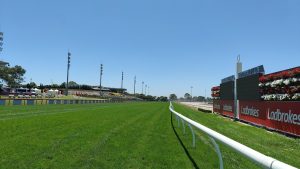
(134, 76, 136, 95)
(205, 88, 207, 102)
(190, 86, 193, 102)
(100, 64, 103, 96)
(66, 51, 71, 96)
(142, 81, 144, 94)
(148, 86, 150, 95)
(145, 84, 147, 95)
(235, 55, 242, 120)
(0, 32, 3, 53)
(121, 71, 124, 89)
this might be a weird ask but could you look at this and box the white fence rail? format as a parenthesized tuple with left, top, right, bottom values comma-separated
(169, 102, 297, 169)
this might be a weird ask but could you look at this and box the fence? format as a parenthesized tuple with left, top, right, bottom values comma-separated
(169, 102, 297, 169)
(0, 99, 118, 106)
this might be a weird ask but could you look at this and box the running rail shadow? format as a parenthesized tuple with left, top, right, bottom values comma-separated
(171, 113, 200, 169)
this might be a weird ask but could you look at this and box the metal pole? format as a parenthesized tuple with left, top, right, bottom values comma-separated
(235, 56, 242, 120)
(134, 76, 136, 95)
(142, 81, 144, 94)
(100, 64, 103, 96)
(191, 86, 193, 102)
(121, 71, 124, 89)
(0, 32, 3, 53)
(66, 51, 71, 96)
(145, 84, 147, 95)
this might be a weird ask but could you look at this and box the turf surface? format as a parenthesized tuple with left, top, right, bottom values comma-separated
(0, 102, 299, 169)
(0, 102, 195, 169)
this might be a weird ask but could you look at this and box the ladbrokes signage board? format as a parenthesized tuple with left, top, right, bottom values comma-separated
(213, 100, 222, 114)
(221, 100, 234, 118)
(265, 102, 300, 136)
(239, 101, 266, 126)
(239, 101, 300, 136)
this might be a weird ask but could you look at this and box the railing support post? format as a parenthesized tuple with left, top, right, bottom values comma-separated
(188, 124, 196, 148)
(209, 137, 224, 169)
(181, 119, 186, 134)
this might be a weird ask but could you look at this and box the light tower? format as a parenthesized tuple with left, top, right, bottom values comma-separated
(121, 71, 124, 89)
(0, 32, 3, 53)
(145, 84, 147, 95)
(142, 81, 144, 94)
(134, 76, 136, 95)
(65, 51, 71, 96)
(191, 86, 193, 101)
(100, 64, 103, 96)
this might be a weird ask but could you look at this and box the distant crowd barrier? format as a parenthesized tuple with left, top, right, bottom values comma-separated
(170, 102, 297, 169)
(0, 98, 119, 106)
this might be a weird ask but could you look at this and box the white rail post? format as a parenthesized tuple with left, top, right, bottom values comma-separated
(209, 137, 224, 169)
(188, 124, 196, 148)
(181, 119, 186, 134)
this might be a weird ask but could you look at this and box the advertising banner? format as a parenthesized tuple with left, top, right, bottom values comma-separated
(213, 100, 222, 114)
(56, 100, 61, 104)
(264, 101, 300, 136)
(48, 100, 55, 104)
(27, 100, 35, 105)
(13, 100, 22, 105)
(239, 101, 266, 126)
(220, 100, 235, 118)
(0, 99, 5, 105)
(239, 101, 300, 136)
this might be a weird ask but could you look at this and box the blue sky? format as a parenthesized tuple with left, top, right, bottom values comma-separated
(0, 0, 299, 97)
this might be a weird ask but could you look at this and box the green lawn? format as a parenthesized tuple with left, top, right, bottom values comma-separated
(0, 102, 195, 169)
(0, 102, 299, 169)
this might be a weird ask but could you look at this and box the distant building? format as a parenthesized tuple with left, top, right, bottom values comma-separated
(92, 86, 127, 93)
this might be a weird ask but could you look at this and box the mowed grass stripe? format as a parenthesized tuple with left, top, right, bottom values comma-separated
(0, 102, 196, 169)
(173, 103, 300, 168)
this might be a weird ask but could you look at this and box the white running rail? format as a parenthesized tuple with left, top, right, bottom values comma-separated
(169, 102, 297, 169)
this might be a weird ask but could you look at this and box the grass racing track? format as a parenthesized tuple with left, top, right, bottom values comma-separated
(0, 102, 299, 168)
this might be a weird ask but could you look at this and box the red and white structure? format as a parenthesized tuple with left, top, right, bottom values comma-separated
(212, 58, 300, 137)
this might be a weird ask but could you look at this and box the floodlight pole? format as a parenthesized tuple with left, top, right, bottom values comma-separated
(0, 32, 3, 53)
(134, 76, 136, 95)
(121, 71, 124, 89)
(65, 51, 71, 96)
(142, 81, 144, 94)
(100, 64, 103, 96)
(145, 84, 147, 95)
(191, 86, 193, 102)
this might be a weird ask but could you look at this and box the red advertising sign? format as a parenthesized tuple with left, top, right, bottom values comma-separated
(239, 101, 266, 127)
(213, 100, 222, 114)
(221, 100, 235, 118)
(264, 101, 300, 136)
(239, 101, 300, 136)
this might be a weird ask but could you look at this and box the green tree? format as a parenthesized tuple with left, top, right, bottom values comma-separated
(157, 96, 168, 102)
(169, 94, 177, 101)
(0, 65, 26, 87)
(26, 82, 37, 89)
(184, 93, 191, 100)
(68, 81, 78, 87)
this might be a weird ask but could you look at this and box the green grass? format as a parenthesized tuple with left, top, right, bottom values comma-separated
(0, 102, 299, 169)
(0, 102, 196, 169)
